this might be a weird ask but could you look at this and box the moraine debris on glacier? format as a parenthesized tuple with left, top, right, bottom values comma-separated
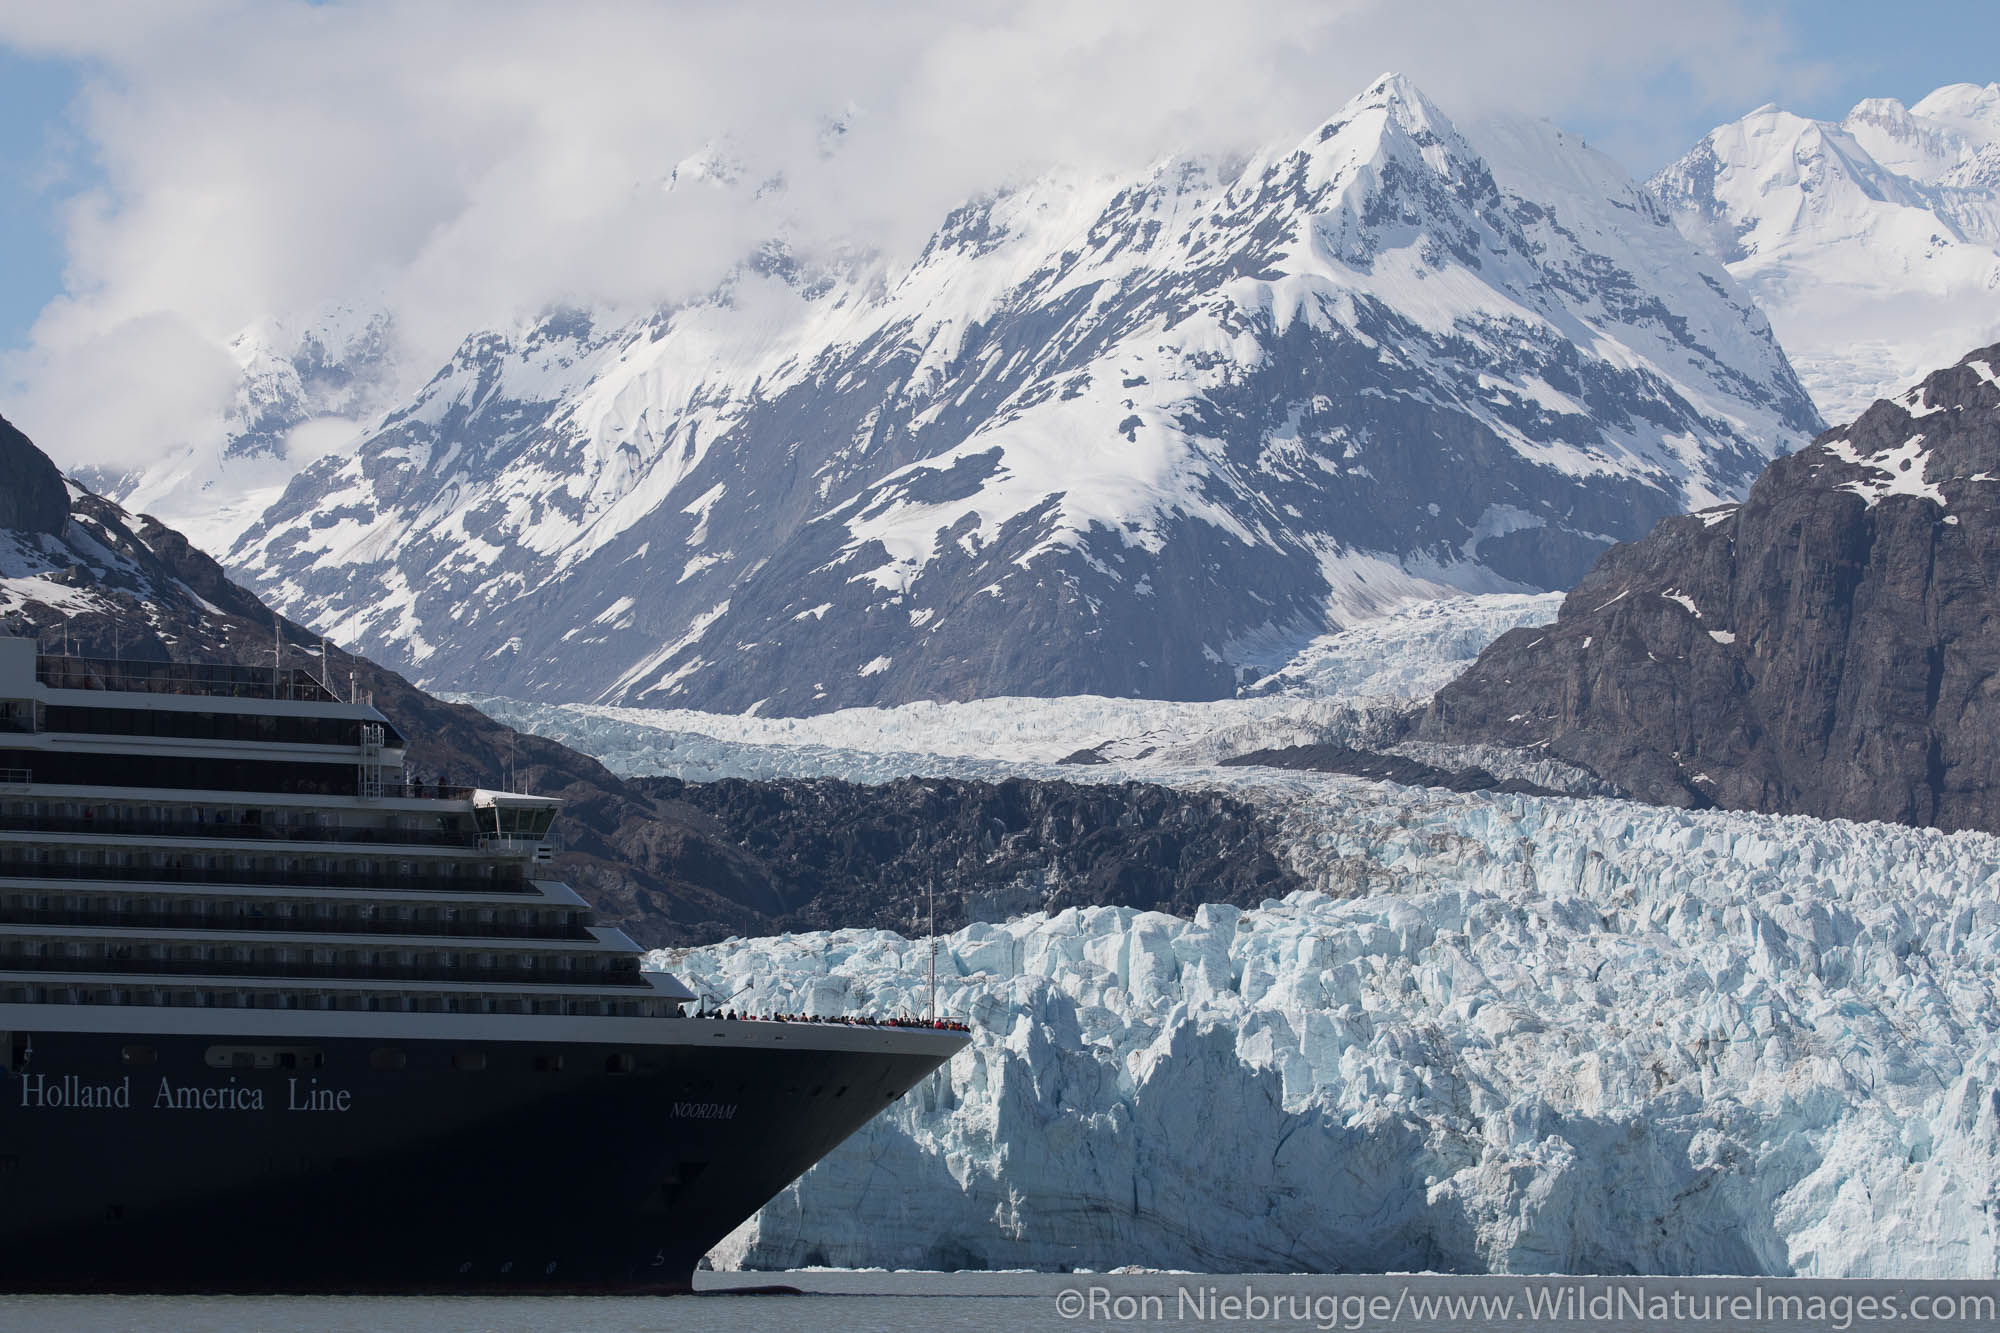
(663, 780, 2000, 1278)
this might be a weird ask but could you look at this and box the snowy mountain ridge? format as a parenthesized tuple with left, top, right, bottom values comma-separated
(226, 73, 1816, 714)
(1649, 83, 2000, 422)
(108, 301, 402, 558)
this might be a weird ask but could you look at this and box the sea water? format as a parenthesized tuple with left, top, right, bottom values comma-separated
(6, 1272, 2000, 1332)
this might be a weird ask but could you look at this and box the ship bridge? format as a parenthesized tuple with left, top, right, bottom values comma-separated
(470, 790, 561, 862)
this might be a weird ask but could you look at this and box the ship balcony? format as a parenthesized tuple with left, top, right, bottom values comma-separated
(0, 906, 595, 941)
(0, 975, 674, 1016)
(0, 858, 535, 896)
(0, 810, 484, 849)
(34, 655, 342, 703)
(0, 951, 650, 989)
(477, 835, 556, 863)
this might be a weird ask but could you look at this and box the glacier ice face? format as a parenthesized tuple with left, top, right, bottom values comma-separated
(472, 586, 1997, 1275)
(661, 777, 2000, 1277)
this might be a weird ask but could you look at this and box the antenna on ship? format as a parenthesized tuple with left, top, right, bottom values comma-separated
(927, 879, 937, 1024)
(272, 612, 283, 699)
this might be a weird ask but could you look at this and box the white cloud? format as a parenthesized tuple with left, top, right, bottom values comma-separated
(0, 0, 1829, 470)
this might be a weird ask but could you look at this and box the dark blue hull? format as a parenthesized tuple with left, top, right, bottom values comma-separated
(0, 1023, 955, 1292)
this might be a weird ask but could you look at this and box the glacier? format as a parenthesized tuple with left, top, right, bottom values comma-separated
(455, 591, 1563, 782)
(659, 777, 2000, 1277)
(468, 588, 2000, 1277)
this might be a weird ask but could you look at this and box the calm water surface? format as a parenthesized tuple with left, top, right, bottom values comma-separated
(6, 1272, 1999, 1332)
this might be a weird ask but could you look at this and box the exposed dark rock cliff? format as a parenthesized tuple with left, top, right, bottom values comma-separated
(1423, 345, 2000, 833)
(0, 413, 73, 535)
(633, 774, 1305, 934)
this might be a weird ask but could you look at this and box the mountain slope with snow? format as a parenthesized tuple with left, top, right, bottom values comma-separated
(104, 303, 401, 558)
(1650, 84, 2000, 423)
(229, 74, 1816, 714)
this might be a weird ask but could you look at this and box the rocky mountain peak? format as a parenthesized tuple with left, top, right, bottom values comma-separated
(1423, 342, 2000, 833)
(220, 74, 1814, 715)
(1647, 87, 2000, 423)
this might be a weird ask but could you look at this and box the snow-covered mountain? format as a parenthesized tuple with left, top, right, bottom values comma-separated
(228, 74, 1817, 714)
(105, 303, 400, 557)
(1649, 83, 2000, 423)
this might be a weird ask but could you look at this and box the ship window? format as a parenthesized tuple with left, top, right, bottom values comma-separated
(207, 1044, 325, 1070)
(533, 1053, 564, 1073)
(369, 1046, 407, 1071)
(452, 1051, 487, 1073)
(605, 1053, 635, 1075)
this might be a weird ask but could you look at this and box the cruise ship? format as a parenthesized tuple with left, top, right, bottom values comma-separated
(0, 636, 967, 1292)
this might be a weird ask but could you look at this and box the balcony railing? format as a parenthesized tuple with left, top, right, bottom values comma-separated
(0, 812, 481, 849)
(0, 860, 535, 895)
(0, 908, 593, 942)
(0, 953, 649, 988)
(36, 656, 341, 703)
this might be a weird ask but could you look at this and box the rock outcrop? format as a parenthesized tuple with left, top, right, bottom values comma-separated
(1423, 345, 2000, 833)
(0, 413, 74, 536)
(635, 774, 1303, 934)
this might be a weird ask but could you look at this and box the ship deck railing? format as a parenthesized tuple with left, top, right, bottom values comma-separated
(691, 1010, 975, 1033)
(0, 811, 484, 848)
(0, 908, 592, 941)
(34, 655, 343, 703)
(0, 953, 649, 988)
(0, 861, 534, 895)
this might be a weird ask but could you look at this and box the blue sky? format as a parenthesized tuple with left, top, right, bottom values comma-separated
(0, 46, 90, 354)
(0, 0, 1994, 460)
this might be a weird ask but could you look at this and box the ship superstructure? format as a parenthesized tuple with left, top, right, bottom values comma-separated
(0, 637, 966, 1292)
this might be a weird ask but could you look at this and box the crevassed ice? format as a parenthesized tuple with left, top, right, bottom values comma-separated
(454, 591, 1563, 781)
(665, 776, 2000, 1278)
